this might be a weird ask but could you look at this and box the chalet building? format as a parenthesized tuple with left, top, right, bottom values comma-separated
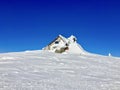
(43, 35, 70, 53)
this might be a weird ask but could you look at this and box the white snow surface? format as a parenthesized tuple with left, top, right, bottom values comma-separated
(0, 50, 120, 90)
(66, 42, 87, 54)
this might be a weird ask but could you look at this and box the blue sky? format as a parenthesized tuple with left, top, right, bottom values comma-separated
(0, 0, 120, 57)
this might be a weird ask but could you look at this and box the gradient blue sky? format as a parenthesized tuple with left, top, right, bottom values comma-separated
(0, 0, 120, 57)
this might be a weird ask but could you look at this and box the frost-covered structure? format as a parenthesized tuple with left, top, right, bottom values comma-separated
(43, 35, 87, 54)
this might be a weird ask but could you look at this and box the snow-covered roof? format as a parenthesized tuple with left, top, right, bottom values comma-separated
(58, 35, 68, 43)
(47, 35, 68, 46)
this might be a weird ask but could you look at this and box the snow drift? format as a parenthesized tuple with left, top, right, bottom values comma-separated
(0, 50, 120, 90)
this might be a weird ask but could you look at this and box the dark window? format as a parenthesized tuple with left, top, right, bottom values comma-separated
(73, 38, 76, 42)
(65, 43, 69, 46)
(55, 41, 59, 44)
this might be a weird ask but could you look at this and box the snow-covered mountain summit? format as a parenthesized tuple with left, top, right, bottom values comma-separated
(43, 35, 88, 54)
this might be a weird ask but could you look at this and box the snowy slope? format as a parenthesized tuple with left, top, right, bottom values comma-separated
(0, 50, 120, 90)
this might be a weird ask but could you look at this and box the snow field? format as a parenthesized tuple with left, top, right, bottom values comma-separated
(0, 50, 120, 90)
